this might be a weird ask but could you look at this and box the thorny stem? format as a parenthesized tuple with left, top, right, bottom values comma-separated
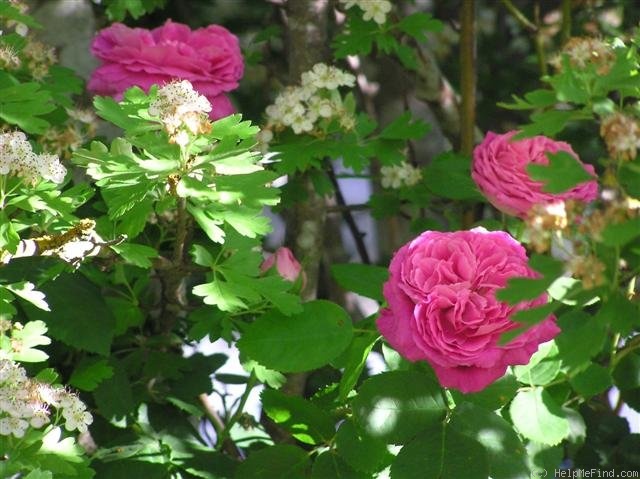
(326, 162, 371, 264)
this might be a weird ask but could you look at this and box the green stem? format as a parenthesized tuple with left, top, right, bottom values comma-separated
(560, 0, 572, 44)
(500, 0, 537, 32)
(611, 335, 640, 369)
(215, 370, 258, 452)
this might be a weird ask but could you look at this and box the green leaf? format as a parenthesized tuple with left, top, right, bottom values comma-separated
(23, 470, 52, 479)
(424, 152, 484, 200)
(516, 109, 578, 138)
(330, 263, 388, 302)
(111, 243, 157, 268)
(10, 320, 51, 362)
(93, 360, 135, 420)
(497, 255, 564, 305)
(555, 311, 607, 371)
(613, 352, 640, 390)
(21, 273, 116, 355)
(0, 82, 54, 134)
(514, 341, 561, 386)
(595, 292, 640, 336)
(336, 331, 379, 401)
(450, 374, 519, 410)
(235, 445, 310, 479)
(570, 363, 612, 397)
(261, 389, 335, 445)
(335, 420, 391, 474)
(397, 12, 442, 41)
(600, 217, 640, 247)
(451, 403, 529, 479)
(526, 151, 595, 194)
(312, 452, 367, 479)
(391, 422, 490, 479)
(238, 300, 353, 372)
(69, 358, 114, 391)
(352, 370, 446, 444)
(6, 281, 49, 311)
(379, 112, 430, 140)
(509, 388, 570, 446)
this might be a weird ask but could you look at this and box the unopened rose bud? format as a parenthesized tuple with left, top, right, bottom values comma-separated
(260, 247, 303, 283)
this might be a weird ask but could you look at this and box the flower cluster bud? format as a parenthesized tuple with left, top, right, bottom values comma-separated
(0, 131, 66, 185)
(567, 255, 606, 290)
(380, 162, 422, 189)
(525, 201, 570, 253)
(264, 63, 356, 136)
(600, 112, 640, 161)
(0, 359, 92, 437)
(148, 80, 212, 145)
(339, 0, 392, 25)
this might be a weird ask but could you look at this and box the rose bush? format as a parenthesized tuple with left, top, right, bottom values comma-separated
(88, 19, 243, 119)
(472, 131, 598, 217)
(377, 227, 560, 393)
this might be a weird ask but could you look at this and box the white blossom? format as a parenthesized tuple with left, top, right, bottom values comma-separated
(380, 162, 423, 189)
(339, 0, 392, 25)
(149, 80, 212, 137)
(0, 131, 66, 185)
(265, 64, 356, 136)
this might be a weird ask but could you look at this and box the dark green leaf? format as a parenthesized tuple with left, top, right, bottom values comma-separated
(391, 423, 490, 479)
(353, 370, 446, 444)
(312, 452, 367, 479)
(424, 152, 484, 200)
(379, 112, 430, 140)
(335, 420, 391, 474)
(450, 374, 519, 410)
(570, 363, 612, 397)
(330, 263, 388, 302)
(238, 300, 353, 372)
(397, 12, 443, 41)
(451, 403, 529, 479)
(69, 358, 114, 391)
(235, 445, 310, 479)
(600, 217, 640, 247)
(497, 255, 563, 305)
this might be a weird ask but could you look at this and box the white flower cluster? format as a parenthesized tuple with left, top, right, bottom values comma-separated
(380, 162, 423, 189)
(0, 359, 93, 438)
(149, 80, 212, 145)
(265, 63, 356, 135)
(0, 131, 66, 185)
(339, 0, 392, 25)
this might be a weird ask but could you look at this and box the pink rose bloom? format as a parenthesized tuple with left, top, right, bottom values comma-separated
(472, 131, 598, 217)
(260, 247, 304, 284)
(377, 228, 559, 393)
(88, 20, 244, 120)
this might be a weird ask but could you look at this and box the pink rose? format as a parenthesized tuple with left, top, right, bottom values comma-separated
(377, 228, 559, 393)
(472, 131, 598, 217)
(88, 20, 244, 120)
(260, 247, 304, 284)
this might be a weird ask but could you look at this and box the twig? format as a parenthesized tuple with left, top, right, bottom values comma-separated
(198, 393, 242, 459)
(459, 0, 476, 157)
(326, 203, 370, 213)
(326, 162, 371, 264)
(215, 371, 258, 453)
(561, 0, 572, 44)
(500, 0, 538, 33)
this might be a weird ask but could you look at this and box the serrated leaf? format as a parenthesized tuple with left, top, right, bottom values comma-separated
(450, 374, 519, 410)
(510, 388, 570, 446)
(69, 358, 114, 391)
(331, 263, 388, 302)
(497, 255, 563, 305)
(451, 403, 529, 479)
(424, 152, 484, 200)
(600, 217, 640, 247)
(379, 112, 430, 140)
(391, 422, 490, 479)
(527, 151, 595, 194)
(397, 12, 443, 41)
(235, 445, 310, 479)
(335, 420, 391, 474)
(237, 300, 353, 372)
(262, 389, 335, 445)
(353, 370, 446, 444)
(312, 452, 367, 479)
(570, 363, 612, 397)
(336, 332, 379, 401)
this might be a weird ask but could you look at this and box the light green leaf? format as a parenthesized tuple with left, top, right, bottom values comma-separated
(527, 151, 595, 194)
(509, 388, 570, 446)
